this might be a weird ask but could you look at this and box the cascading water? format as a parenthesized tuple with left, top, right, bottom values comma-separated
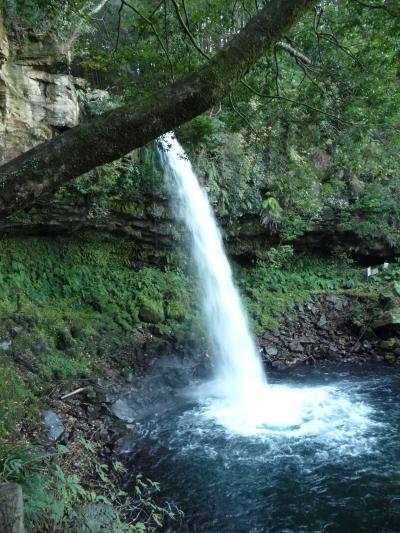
(158, 132, 373, 436)
(158, 131, 266, 402)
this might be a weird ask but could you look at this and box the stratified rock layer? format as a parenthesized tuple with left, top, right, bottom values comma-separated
(0, 13, 79, 163)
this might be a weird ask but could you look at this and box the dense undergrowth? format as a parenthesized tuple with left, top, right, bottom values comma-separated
(0, 236, 202, 440)
(0, 236, 199, 531)
(240, 252, 368, 333)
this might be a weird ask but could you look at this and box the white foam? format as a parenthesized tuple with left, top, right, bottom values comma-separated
(196, 382, 374, 439)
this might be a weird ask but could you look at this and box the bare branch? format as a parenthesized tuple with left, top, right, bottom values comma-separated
(181, 0, 191, 28)
(170, 0, 210, 60)
(114, 1, 124, 52)
(276, 41, 311, 65)
(229, 93, 258, 134)
(149, 0, 165, 19)
(273, 46, 280, 95)
(354, 0, 399, 16)
(313, 7, 363, 68)
(240, 80, 349, 125)
(123, 0, 175, 79)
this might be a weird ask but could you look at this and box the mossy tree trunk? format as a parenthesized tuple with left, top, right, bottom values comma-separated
(0, 0, 315, 221)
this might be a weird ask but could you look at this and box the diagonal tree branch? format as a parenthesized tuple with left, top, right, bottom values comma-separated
(0, 0, 315, 221)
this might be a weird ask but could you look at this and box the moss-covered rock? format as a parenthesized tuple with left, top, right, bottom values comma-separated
(139, 298, 164, 324)
(380, 337, 399, 352)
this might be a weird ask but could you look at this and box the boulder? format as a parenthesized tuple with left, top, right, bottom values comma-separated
(42, 410, 64, 440)
(265, 345, 278, 356)
(379, 338, 399, 351)
(317, 314, 327, 329)
(372, 309, 400, 338)
(0, 339, 11, 351)
(271, 360, 286, 370)
(288, 341, 304, 353)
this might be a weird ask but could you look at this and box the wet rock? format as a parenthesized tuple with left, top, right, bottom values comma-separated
(326, 345, 341, 360)
(94, 427, 109, 442)
(42, 410, 64, 440)
(144, 336, 171, 355)
(288, 341, 304, 353)
(112, 399, 135, 423)
(10, 326, 23, 337)
(297, 336, 316, 344)
(373, 309, 400, 338)
(317, 314, 327, 328)
(380, 338, 398, 351)
(265, 345, 278, 357)
(0, 339, 12, 351)
(258, 292, 386, 368)
(326, 294, 344, 310)
(121, 370, 134, 383)
(271, 360, 286, 370)
(384, 353, 397, 364)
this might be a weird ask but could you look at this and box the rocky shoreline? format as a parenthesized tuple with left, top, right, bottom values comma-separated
(259, 293, 385, 369)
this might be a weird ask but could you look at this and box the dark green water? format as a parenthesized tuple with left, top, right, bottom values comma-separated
(126, 366, 400, 532)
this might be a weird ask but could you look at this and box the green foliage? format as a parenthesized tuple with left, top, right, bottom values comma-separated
(239, 256, 365, 332)
(0, 237, 197, 337)
(0, 357, 35, 440)
(0, 441, 182, 532)
(3, 0, 92, 39)
(260, 245, 294, 269)
(0, 236, 203, 451)
(55, 143, 166, 215)
(39, 352, 88, 380)
(260, 197, 283, 233)
(188, 128, 265, 217)
(177, 115, 220, 149)
(339, 180, 400, 246)
(138, 296, 165, 324)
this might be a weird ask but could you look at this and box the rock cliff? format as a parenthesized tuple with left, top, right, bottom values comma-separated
(0, 12, 79, 163)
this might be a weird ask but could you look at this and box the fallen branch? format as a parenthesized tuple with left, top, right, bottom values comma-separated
(60, 387, 87, 400)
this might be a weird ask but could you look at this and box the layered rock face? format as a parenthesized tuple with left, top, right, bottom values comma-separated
(0, 13, 79, 163)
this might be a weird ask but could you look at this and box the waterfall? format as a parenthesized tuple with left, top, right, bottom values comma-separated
(159, 132, 267, 405)
(158, 132, 373, 437)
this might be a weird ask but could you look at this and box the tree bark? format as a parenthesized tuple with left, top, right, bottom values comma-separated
(0, 0, 315, 220)
(0, 483, 24, 533)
